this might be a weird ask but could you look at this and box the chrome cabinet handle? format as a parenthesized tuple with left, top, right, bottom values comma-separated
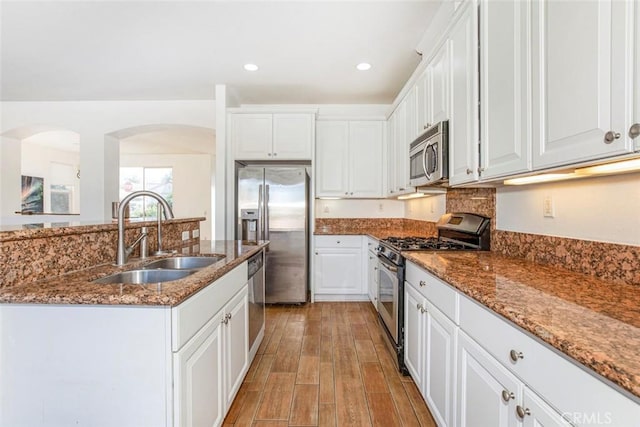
(509, 350, 524, 362)
(345, 192, 349, 195)
(416, 303, 421, 310)
(419, 280, 426, 287)
(273, 153, 277, 156)
(516, 405, 531, 419)
(416, 303, 427, 313)
(222, 316, 229, 325)
(501, 390, 515, 402)
(267, 153, 272, 156)
(629, 123, 640, 139)
(604, 131, 621, 143)
(466, 168, 472, 175)
(227, 312, 232, 320)
(337, 240, 340, 244)
(399, 187, 406, 191)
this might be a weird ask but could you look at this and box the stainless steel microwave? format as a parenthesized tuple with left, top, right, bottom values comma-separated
(409, 121, 449, 187)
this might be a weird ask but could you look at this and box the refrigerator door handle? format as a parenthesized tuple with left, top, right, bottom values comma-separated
(258, 184, 264, 240)
(265, 184, 270, 241)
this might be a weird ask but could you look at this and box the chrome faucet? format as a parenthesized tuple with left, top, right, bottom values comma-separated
(116, 190, 175, 266)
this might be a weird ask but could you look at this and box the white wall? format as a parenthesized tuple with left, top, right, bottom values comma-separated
(315, 199, 404, 218)
(404, 194, 447, 222)
(120, 154, 214, 240)
(1, 100, 216, 224)
(496, 173, 640, 246)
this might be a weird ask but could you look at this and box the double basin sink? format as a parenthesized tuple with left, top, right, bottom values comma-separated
(93, 255, 226, 285)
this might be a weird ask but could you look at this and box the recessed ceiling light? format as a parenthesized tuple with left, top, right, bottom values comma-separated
(243, 63, 259, 71)
(356, 63, 372, 71)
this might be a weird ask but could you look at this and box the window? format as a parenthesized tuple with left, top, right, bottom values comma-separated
(119, 167, 173, 219)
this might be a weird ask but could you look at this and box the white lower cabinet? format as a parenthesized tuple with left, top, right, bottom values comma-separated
(404, 278, 456, 427)
(405, 260, 640, 427)
(314, 235, 364, 299)
(458, 331, 572, 427)
(366, 243, 379, 309)
(173, 311, 224, 427)
(174, 273, 249, 427)
(458, 330, 520, 427)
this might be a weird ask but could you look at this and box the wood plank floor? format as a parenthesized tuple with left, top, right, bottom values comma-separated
(223, 302, 437, 427)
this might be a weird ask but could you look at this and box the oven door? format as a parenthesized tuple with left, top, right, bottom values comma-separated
(377, 256, 400, 344)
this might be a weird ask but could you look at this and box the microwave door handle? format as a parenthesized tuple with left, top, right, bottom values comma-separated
(429, 143, 438, 173)
(422, 144, 432, 180)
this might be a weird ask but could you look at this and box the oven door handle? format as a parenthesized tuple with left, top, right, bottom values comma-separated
(378, 258, 398, 273)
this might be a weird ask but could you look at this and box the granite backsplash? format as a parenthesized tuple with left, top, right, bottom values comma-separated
(0, 219, 202, 289)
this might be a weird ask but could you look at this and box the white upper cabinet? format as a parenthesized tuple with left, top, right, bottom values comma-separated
(394, 98, 413, 195)
(349, 121, 384, 197)
(417, 69, 432, 134)
(232, 113, 314, 160)
(315, 121, 349, 197)
(448, 2, 480, 186)
(386, 113, 397, 197)
(272, 114, 314, 159)
(315, 120, 383, 198)
(531, 0, 635, 169)
(429, 42, 450, 126)
(479, 0, 532, 180)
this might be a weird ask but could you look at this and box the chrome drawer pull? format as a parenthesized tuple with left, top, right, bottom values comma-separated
(501, 390, 514, 402)
(516, 405, 531, 419)
(509, 350, 524, 362)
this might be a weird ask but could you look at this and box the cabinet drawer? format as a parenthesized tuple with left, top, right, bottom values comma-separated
(405, 261, 458, 323)
(315, 235, 362, 248)
(459, 295, 640, 425)
(172, 262, 248, 351)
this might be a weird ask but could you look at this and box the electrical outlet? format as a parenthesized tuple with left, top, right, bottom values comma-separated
(192, 229, 200, 238)
(543, 196, 555, 218)
(323, 205, 330, 213)
(430, 200, 434, 214)
(181, 231, 190, 241)
(378, 203, 384, 212)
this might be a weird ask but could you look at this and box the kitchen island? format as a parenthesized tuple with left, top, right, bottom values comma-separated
(0, 240, 268, 427)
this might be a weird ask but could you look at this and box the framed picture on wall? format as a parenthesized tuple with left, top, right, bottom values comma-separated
(21, 175, 44, 213)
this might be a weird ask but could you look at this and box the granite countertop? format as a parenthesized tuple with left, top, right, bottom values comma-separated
(0, 240, 268, 306)
(403, 251, 640, 399)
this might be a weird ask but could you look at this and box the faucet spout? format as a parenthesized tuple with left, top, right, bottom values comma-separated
(115, 190, 175, 266)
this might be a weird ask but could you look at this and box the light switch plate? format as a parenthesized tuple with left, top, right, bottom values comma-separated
(543, 196, 555, 218)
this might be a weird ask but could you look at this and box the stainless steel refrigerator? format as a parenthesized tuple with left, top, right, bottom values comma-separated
(236, 165, 309, 304)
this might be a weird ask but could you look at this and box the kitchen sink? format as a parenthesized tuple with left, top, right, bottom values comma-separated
(143, 255, 225, 270)
(93, 269, 194, 285)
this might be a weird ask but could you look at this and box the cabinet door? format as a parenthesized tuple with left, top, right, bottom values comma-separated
(417, 69, 432, 133)
(448, 4, 479, 186)
(272, 114, 313, 160)
(386, 113, 397, 196)
(531, 0, 633, 168)
(424, 305, 456, 427)
(349, 121, 383, 197)
(314, 248, 363, 294)
(367, 251, 379, 308)
(634, 2, 640, 152)
(174, 313, 224, 427)
(429, 42, 450, 125)
(404, 283, 426, 391)
(521, 387, 573, 427)
(458, 332, 520, 427)
(315, 121, 349, 197)
(224, 286, 249, 409)
(233, 114, 273, 160)
(479, 0, 531, 179)
(394, 100, 409, 193)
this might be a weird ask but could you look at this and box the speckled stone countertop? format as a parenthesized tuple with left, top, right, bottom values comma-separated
(0, 240, 268, 306)
(403, 251, 640, 399)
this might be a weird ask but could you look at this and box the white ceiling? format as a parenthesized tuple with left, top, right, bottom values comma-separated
(0, 0, 441, 104)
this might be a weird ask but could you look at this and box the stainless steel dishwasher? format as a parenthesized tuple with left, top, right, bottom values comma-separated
(247, 250, 265, 357)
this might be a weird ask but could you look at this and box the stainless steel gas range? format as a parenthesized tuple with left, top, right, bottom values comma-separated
(376, 212, 491, 374)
